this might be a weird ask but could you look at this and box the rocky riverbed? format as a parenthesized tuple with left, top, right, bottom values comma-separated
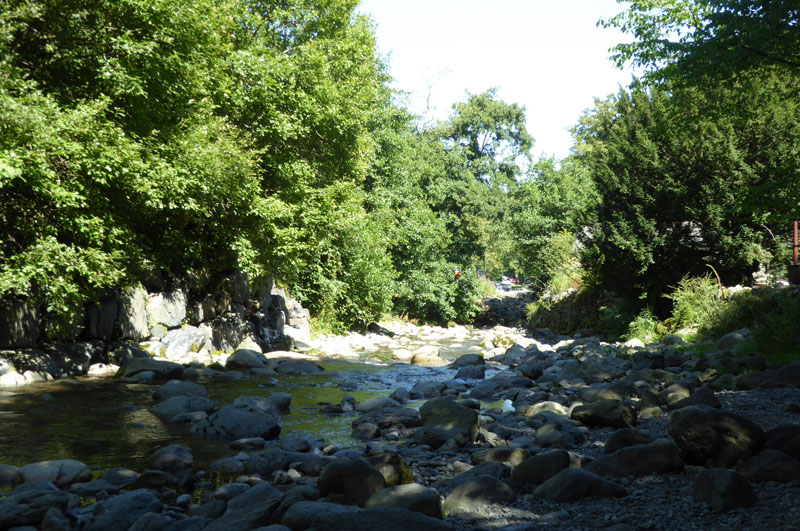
(2, 293, 800, 530)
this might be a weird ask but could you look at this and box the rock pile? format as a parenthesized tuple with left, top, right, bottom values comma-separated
(2, 321, 800, 530)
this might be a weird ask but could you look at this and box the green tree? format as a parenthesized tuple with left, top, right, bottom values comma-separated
(574, 79, 800, 304)
(509, 157, 595, 289)
(0, 0, 400, 334)
(427, 90, 534, 275)
(602, 0, 800, 85)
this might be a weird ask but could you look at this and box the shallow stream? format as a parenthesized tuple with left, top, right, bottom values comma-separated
(0, 354, 496, 476)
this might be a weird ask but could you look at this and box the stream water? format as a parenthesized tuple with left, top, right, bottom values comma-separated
(0, 354, 498, 477)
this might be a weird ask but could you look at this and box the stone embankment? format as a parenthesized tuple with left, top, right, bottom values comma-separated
(2, 288, 800, 530)
(0, 272, 312, 387)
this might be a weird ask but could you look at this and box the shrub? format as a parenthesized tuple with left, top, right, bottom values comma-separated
(623, 308, 661, 343)
(668, 274, 724, 330)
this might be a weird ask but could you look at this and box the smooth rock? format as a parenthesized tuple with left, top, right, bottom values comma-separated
(226, 349, 270, 369)
(669, 406, 765, 467)
(570, 399, 637, 428)
(203, 483, 282, 531)
(14, 460, 91, 489)
(693, 468, 755, 513)
(511, 449, 570, 486)
(417, 397, 478, 449)
(153, 379, 207, 400)
(0, 482, 72, 529)
(365, 483, 443, 519)
(534, 468, 627, 502)
(85, 489, 163, 531)
(586, 438, 683, 477)
(148, 444, 193, 474)
(738, 449, 800, 483)
(192, 405, 281, 440)
(149, 396, 216, 420)
(604, 428, 655, 454)
(318, 459, 385, 507)
(443, 475, 516, 516)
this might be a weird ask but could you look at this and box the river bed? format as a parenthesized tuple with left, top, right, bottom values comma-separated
(0, 355, 501, 476)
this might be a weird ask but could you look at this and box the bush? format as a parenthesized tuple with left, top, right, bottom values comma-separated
(668, 274, 724, 330)
(394, 264, 482, 324)
(623, 308, 661, 343)
(699, 287, 800, 363)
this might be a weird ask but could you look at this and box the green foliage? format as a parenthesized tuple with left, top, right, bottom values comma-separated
(574, 78, 799, 305)
(0, 0, 404, 334)
(668, 274, 724, 330)
(602, 0, 800, 86)
(623, 307, 660, 343)
(394, 264, 481, 324)
(509, 157, 595, 290)
(698, 287, 800, 362)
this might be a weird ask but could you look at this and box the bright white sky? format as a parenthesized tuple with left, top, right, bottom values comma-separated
(357, 0, 638, 160)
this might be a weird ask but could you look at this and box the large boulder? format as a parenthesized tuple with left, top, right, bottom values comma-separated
(149, 395, 216, 421)
(365, 483, 443, 519)
(570, 399, 637, 428)
(668, 406, 765, 467)
(119, 358, 184, 380)
(146, 289, 187, 329)
(14, 460, 91, 489)
(416, 397, 478, 449)
(0, 298, 40, 348)
(367, 452, 413, 487)
(443, 475, 516, 516)
(578, 382, 634, 403)
(534, 468, 627, 502)
(117, 286, 149, 341)
(0, 481, 73, 529)
(162, 326, 207, 360)
(604, 428, 655, 455)
(148, 444, 193, 474)
(192, 404, 281, 440)
(83, 296, 119, 340)
(275, 359, 323, 375)
(85, 489, 163, 531)
(203, 482, 282, 531)
(318, 459, 386, 507)
(226, 349, 270, 369)
(153, 379, 207, 400)
(449, 354, 485, 369)
(511, 449, 570, 486)
(738, 449, 800, 483)
(211, 313, 251, 353)
(586, 439, 684, 477)
(471, 447, 531, 467)
(282, 502, 453, 531)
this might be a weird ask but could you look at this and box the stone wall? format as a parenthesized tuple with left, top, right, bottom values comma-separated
(0, 272, 311, 386)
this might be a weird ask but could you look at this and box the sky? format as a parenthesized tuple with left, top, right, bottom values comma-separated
(356, 0, 639, 160)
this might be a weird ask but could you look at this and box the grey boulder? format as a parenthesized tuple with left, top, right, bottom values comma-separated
(669, 406, 765, 467)
(534, 468, 627, 502)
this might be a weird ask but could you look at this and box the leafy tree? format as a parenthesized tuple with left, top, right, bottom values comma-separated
(444, 88, 533, 185)
(0, 0, 400, 334)
(425, 90, 534, 275)
(574, 79, 800, 305)
(508, 157, 595, 289)
(602, 0, 800, 85)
